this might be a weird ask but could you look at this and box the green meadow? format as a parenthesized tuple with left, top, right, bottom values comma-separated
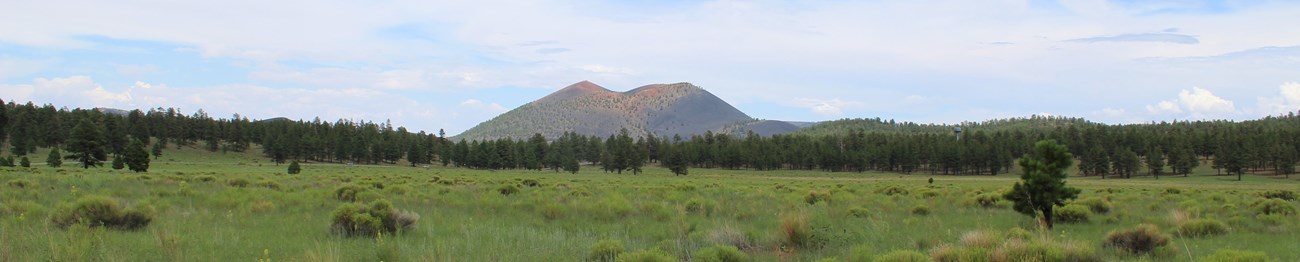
(1, 146, 1297, 261)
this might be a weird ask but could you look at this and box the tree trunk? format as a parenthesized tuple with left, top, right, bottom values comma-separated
(1043, 206, 1055, 230)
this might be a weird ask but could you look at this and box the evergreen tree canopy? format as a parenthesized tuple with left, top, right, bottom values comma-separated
(65, 119, 108, 169)
(1004, 140, 1080, 230)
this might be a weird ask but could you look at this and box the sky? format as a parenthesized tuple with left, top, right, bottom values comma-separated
(2, 0, 1300, 135)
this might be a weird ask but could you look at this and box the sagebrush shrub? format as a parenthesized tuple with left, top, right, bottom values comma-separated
(255, 179, 282, 190)
(227, 178, 250, 188)
(1053, 204, 1092, 223)
(588, 239, 625, 262)
(50, 195, 153, 230)
(849, 207, 871, 218)
(1177, 218, 1228, 238)
(498, 184, 520, 195)
(877, 186, 909, 196)
(1072, 198, 1112, 214)
(910, 205, 930, 216)
(972, 193, 1003, 208)
(334, 184, 365, 202)
(685, 198, 714, 215)
(614, 249, 675, 262)
(521, 179, 541, 187)
(805, 190, 832, 205)
(1250, 198, 1297, 216)
(6, 179, 37, 189)
(1257, 190, 1296, 201)
(330, 199, 419, 236)
(693, 245, 747, 262)
(195, 175, 216, 182)
(1104, 224, 1169, 254)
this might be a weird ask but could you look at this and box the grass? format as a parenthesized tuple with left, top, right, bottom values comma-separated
(0, 145, 1297, 261)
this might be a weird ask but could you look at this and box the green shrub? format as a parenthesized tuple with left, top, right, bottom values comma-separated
(972, 193, 1003, 208)
(539, 203, 565, 220)
(1104, 224, 1169, 255)
(255, 179, 282, 190)
(334, 184, 365, 202)
(1178, 219, 1228, 238)
(1162, 188, 1181, 195)
(1258, 190, 1296, 201)
(1250, 198, 1297, 216)
(1199, 249, 1278, 262)
(685, 198, 714, 215)
(877, 186, 909, 196)
(588, 239, 625, 262)
(287, 161, 301, 174)
(329, 199, 419, 236)
(694, 245, 748, 262)
(195, 175, 216, 182)
(50, 195, 153, 230)
(6, 179, 37, 189)
(521, 178, 541, 187)
(849, 207, 871, 218)
(806, 190, 832, 205)
(910, 205, 930, 216)
(227, 178, 250, 188)
(1053, 204, 1092, 223)
(872, 250, 929, 262)
(615, 249, 675, 262)
(1073, 198, 1112, 214)
(498, 184, 520, 195)
(993, 238, 1101, 262)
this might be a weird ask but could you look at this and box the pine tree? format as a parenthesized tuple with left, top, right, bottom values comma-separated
(1146, 147, 1165, 179)
(19, 156, 30, 167)
(111, 156, 125, 170)
(125, 139, 150, 172)
(288, 160, 301, 174)
(151, 141, 163, 160)
(65, 119, 108, 169)
(47, 147, 63, 167)
(1003, 140, 1080, 230)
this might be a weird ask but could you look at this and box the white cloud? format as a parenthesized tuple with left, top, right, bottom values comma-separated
(1178, 87, 1235, 114)
(790, 98, 863, 116)
(1145, 100, 1182, 114)
(459, 99, 507, 113)
(580, 64, 636, 75)
(1257, 82, 1300, 116)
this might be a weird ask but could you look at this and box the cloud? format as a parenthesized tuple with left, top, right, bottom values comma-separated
(1257, 82, 1300, 115)
(790, 98, 863, 116)
(1145, 86, 1236, 119)
(1068, 33, 1199, 44)
(580, 64, 636, 75)
(459, 99, 507, 113)
(536, 48, 571, 54)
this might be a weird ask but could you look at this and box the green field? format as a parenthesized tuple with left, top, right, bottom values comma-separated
(1, 146, 1297, 261)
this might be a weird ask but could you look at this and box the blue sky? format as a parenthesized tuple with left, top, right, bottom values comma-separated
(3, 0, 1299, 135)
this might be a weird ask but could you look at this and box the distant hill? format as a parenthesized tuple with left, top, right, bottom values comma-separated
(716, 119, 803, 137)
(94, 107, 131, 116)
(454, 81, 756, 141)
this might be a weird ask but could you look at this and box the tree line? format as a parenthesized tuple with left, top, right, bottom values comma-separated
(3, 98, 1298, 179)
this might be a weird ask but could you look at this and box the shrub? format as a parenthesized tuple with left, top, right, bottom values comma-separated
(287, 161, 301, 174)
(498, 184, 520, 195)
(877, 186, 909, 196)
(849, 207, 871, 218)
(1104, 224, 1170, 255)
(910, 205, 930, 216)
(1053, 204, 1092, 223)
(707, 225, 753, 250)
(1250, 198, 1297, 216)
(805, 190, 832, 205)
(334, 184, 365, 202)
(685, 198, 714, 215)
(6, 179, 37, 189)
(846, 244, 874, 262)
(1162, 188, 1181, 195)
(539, 203, 565, 220)
(615, 249, 675, 262)
(1199, 249, 1278, 262)
(992, 238, 1101, 262)
(250, 199, 277, 213)
(588, 239, 625, 262)
(50, 195, 153, 230)
(1073, 198, 1112, 214)
(227, 178, 250, 188)
(694, 245, 748, 262)
(195, 175, 216, 182)
(1258, 190, 1296, 201)
(330, 199, 419, 236)
(1178, 219, 1228, 238)
(972, 193, 1003, 208)
(873, 250, 929, 262)
(521, 178, 541, 187)
(255, 179, 282, 190)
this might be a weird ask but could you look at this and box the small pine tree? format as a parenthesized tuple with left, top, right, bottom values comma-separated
(111, 156, 125, 170)
(151, 142, 163, 160)
(19, 156, 30, 167)
(0, 156, 13, 167)
(288, 161, 301, 174)
(48, 148, 63, 168)
(125, 139, 150, 172)
(1004, 140, 1081, 230)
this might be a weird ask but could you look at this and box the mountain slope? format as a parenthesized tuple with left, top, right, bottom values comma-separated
(455, 81, 754, 141)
